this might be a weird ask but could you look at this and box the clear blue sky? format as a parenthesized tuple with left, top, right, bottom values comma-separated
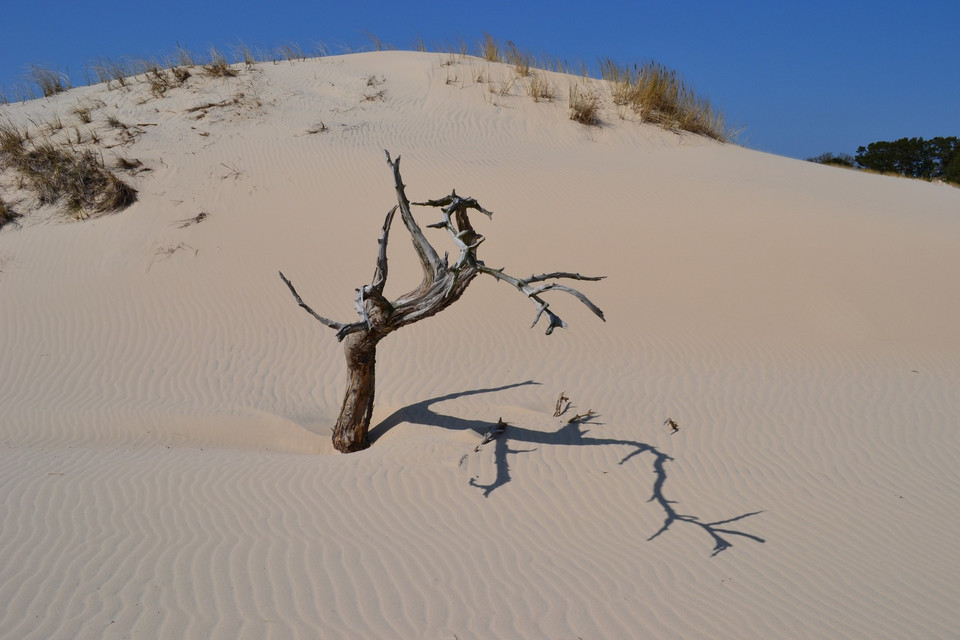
(2, 0, 957, 160)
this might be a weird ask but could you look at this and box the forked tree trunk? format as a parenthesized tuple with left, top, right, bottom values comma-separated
(280, 152, 605, 453)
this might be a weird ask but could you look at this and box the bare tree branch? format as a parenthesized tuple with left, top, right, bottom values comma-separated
(278, 271, 348, 331)
(474, 417, 508, 451)
(477, 264, 605, 334)
(526, 271, 606, 284)
(370, 206, 396, 294)
(354, 207, 398, 330)
(385, 151, 442, 287)
(414, 189, 490, 271)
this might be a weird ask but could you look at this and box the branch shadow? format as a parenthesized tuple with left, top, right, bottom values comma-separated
(475, 414, 764, 556)
(374, 384, 765, 557)
(367, 380, 541, 444)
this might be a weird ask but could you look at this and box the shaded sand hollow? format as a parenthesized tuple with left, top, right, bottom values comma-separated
(1, 51, 959, 639)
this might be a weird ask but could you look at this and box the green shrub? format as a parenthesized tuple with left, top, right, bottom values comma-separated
(807, 152, 855, 167)
(944, 152, 960, 185)
(856, 137, 959, 181)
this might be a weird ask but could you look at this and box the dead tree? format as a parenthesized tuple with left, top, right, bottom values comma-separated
(280, 152, 605, 453)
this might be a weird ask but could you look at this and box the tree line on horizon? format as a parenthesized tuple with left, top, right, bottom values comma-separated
(808, 136, 960, 184)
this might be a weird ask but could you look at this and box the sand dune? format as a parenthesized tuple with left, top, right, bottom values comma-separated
(2, 51, 959, 639)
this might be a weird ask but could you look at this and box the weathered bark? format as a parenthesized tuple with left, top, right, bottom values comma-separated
(280, 151, 605, 453)
(332, 331, 380, 452)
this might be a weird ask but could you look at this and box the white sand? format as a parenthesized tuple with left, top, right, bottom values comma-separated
(2, 51, 959, 639)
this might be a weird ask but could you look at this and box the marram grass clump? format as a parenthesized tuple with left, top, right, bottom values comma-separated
(568, 84, 601, 125)
(600, 59, 731, 141)
(0, 121, 137, 219)
(0, 195, 18, 229)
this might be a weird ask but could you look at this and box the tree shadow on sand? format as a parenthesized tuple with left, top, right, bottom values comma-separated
(371, 382, 765, 557)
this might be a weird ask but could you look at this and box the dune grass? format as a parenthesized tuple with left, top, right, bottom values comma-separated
(0, 195, 18, 229)
(3, 35, 734, 143)
(90, 57, 135, 89)
(0, 34, 736, 228)
(481, 33, 500, 62)
(28, 64, 69, 97)
(568, 84, 601, 125)
(0, 121, 137, 218)
(204, 47, 238, 78)
(600, 58, 731, 141)
(527, 73, 557, 102)
(71, 102, 94, 124)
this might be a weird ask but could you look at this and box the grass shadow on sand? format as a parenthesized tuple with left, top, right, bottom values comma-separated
(371, 383, 765, 557)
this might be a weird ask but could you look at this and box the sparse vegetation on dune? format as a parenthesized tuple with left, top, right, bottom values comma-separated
(203, 47, 238, 78)
(448, 36, 732, 139)
(28, 64, 69, 97)
(481, 33, 500, 63)
(600, 58, 731, 140)
(0, 120, 137, 219)
(90, 57, 134, 89)
(568, 84, 601, 125)
(0, 34, 735, 227)
(3, 35, 734, 141)
(527, 73, 557, 102)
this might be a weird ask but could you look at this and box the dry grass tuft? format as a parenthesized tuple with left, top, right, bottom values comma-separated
(0, 195, 19, 229)
(0, 121, 29, 156)
(568, 84, 601, 125)
(363, 31, 392, 52)
(173, 44, 196, 68)
(144, 66, 172, 98)
(490, 75, 516, 97)
(235, 42, 258, 67)
(0, 121, 137, 218)
(45, 113, 65, 133)
(28, 64, 69, 97)
(71, 102, 94, 124)
(171, 66, 191, 84)
(89, 57, 134, 89)
(505, 41, 533, 77)
(481, 33, 500, 62)
(277, 43, 306, 63)
(17, 143, 137, 215)
(204, 47, 238, 77)
(600, 59, 732, 141)
(528, 73, 557, 102)
(143, 63, 190, 98)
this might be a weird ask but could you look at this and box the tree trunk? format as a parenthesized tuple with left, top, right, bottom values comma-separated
(332, 330, 381, 452)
